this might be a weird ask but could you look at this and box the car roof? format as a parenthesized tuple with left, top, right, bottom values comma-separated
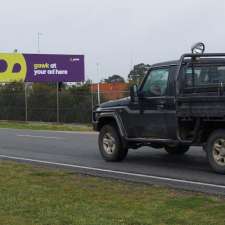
(151, 60, 179, 68)
(151, 58, 225, 68)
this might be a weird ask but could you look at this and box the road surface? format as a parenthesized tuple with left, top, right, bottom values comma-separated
(0, 128, 224, 195)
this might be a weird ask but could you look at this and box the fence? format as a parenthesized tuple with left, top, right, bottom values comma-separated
(0, 83, 129, 123)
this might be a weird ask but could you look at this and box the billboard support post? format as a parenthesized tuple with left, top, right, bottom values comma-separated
(24, 83, 28, 122)
(56, 82, 59, 123)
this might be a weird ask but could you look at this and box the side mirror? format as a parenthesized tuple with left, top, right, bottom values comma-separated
(130, 84, 138, 102)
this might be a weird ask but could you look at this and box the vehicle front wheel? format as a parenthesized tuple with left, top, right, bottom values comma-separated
(165, 144, 190, 155)
(98, 124, 128, 162)
(206, 130, 225, 174)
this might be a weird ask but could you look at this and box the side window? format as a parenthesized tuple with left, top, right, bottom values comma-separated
(142, 68, 169, 96)
(184, 65, 225, 88)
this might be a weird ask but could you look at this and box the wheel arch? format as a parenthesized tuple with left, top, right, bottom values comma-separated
(97, 112, 127, 138)
(200, 122, 225, 144)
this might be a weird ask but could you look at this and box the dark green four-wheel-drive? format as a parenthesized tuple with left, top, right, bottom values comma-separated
(93, 43, 225, 174)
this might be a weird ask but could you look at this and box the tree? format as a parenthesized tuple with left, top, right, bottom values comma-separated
(0, 82, 25, 121)
(128, 63, 151, 84)
(28, 83, 58, 122)
(104, 74, 125, 83)
(0, 81, 93, 123)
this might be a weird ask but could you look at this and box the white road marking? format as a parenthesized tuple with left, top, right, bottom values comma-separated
(0, 154, 224, 190)
(48, 130, 96, 135)
(17, 135, 63, 140)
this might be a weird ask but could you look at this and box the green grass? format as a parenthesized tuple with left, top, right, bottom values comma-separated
(0, 161, 224, 225)
(0, 121, 92, 132)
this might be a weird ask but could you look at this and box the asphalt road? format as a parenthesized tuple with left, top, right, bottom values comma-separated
(0, 128, 224, 195)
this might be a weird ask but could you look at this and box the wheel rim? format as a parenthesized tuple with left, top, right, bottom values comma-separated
(102, 132, 116, 155)
(212, 138, 225, 166)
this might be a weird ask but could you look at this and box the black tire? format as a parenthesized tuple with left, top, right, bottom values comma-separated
(98, 124, 128, 162)
(165, 144, 190, 155)
(206, 129, 225, 174)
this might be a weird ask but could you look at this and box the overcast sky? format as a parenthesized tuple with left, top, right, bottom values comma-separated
(0, 0, 225, 82)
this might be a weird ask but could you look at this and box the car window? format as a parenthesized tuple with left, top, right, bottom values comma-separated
(184, 65, 225, 87)
(142, 68, 169, 96)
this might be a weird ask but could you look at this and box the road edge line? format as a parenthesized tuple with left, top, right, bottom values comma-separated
(0, 154, 225, 190)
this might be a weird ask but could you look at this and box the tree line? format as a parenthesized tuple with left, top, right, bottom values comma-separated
(0, 82, 92, 123)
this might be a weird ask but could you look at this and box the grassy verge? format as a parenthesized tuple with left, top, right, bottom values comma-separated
(0, 121, 92, 132)
(0, 161, 224, 225)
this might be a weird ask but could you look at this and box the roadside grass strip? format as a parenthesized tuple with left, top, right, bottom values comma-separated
(0, 161, 224, 225)
(0, 121, 92, 132)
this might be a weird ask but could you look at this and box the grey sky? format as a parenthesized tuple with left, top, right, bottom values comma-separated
(0, 0, 224, 82)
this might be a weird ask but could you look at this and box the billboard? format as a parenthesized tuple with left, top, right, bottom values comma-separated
(0, 53, 85, 82)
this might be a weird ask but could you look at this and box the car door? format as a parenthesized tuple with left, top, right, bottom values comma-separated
(122, 67, 172, 139)
(138, 67, 170, 138)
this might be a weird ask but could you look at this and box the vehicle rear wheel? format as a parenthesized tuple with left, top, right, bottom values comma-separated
(206, 130, 225, 174)
(165, 144, 190, 155)
(98, 124, 128, 162)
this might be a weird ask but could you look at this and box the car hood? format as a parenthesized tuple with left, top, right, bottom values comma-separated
(99, 97, 130, 108)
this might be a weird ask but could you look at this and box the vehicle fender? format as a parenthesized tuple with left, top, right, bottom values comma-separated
(98, 111, 127, 138)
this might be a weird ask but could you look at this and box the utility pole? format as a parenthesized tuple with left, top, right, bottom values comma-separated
(96, 63, 101, 105)
(37, 32, 43, 53)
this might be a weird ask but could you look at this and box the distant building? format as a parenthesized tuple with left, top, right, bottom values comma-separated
(91, 82, 129, 101)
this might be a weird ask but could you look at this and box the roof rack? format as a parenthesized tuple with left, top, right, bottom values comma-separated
(175, 53, 225, 95)
(176, 53, 225, 80)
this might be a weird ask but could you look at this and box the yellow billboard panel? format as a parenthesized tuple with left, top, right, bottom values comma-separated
(0, 53, 27, 82)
